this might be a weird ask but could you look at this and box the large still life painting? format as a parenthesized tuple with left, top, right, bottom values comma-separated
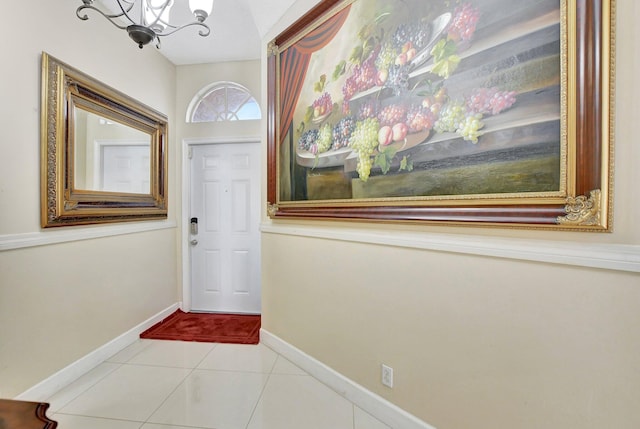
(266, 0, 613, 230)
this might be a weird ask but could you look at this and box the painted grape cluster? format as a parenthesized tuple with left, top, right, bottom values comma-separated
(349, 118, 380, 181)
(332, 116, 356, 150)
(297, 2, 519, 182)
(311, 92, 333, 119)
(447, 3, 481, 42)
(465, 87, 517, 115)
(342, 56, 379, 102)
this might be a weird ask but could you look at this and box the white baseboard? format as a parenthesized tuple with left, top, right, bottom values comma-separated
(260, 329, 436, 429)
(15, 303, 180, 401)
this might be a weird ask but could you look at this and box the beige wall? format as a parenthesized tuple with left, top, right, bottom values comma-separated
(260, 1, 640, 428)
(0, 3, 178, 397)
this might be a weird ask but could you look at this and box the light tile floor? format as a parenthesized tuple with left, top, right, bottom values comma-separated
(46, 339, 391, 429)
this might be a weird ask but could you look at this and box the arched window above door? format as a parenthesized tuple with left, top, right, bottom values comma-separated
(186, 82, 261, 123)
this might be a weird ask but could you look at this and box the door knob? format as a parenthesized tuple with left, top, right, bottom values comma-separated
(190, 239, 198, 246)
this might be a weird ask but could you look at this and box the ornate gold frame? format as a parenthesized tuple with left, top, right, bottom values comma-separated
(266, 0, 614, 231)
(40, 53, 168, 227)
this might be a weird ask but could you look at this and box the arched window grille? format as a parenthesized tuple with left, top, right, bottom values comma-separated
(186, 81, 261, 123)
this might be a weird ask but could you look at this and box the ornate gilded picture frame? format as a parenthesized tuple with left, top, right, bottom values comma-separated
(41, 53, 168, 227)
(266, 0, 614, 230)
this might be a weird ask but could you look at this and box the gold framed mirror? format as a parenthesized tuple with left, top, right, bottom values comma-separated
(40, 52, 168, 227)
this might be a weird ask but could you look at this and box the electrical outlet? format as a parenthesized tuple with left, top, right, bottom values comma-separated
(381, 364, 394, 388)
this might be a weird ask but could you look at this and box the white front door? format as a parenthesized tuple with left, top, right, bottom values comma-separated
(100, 143, 150, 193)
(189, 143, 261, 314)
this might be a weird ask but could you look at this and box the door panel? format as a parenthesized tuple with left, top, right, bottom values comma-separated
(101, 144, 150, 193)
(190, 143, 261, 314)
(231, 180, 250, 231)
(231, 250, 250, 293)
(205, 250, 222, 294)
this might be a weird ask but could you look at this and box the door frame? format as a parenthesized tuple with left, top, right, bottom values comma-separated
(180, 136, 262, 312)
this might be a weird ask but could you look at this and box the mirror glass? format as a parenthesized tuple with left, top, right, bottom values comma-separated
(74, 108, 151, 194)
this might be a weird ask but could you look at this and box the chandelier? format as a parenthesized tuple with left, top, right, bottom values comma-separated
(76, 0, 215, 49)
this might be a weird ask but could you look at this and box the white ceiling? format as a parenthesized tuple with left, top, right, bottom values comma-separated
(153, 0, 298, 65)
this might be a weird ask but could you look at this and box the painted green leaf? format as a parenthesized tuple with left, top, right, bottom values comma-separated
(358, 24, 374, 41)
(362, 37, 376, 59)
(430, 38, 458, 62)
(350, 45, 363, 64)
(374, 146, 398, 175)
(399, 155, 413, 172)
(304, 106, 314, 123)
(432, 55, 460, 78)
(333, 61, 346, 80)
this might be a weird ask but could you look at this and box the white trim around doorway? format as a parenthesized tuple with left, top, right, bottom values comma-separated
(180, 136, 262, 312)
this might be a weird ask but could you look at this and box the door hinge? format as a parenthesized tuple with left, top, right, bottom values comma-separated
(188, 147, 193, 159)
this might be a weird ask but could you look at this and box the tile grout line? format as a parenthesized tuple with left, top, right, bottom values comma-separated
(47, 362, 124, 414)
(353, 403, 357, 429)
(51, 412, 145, 424)
(242, 349, 282, 429)
(47, 340, 153, 417)
(141, 364, 197, 425)
(139, 341, 219, 425)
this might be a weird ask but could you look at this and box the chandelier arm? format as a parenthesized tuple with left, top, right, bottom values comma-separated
(114, 0, 138, 26)
(76, 5, 129, 30)
(76, 0, 213, 49)
(157, 21, 211, 37)
(146, 1, 174, 30)
(158, 22, 179, 30)
(76, 0, 135, 20)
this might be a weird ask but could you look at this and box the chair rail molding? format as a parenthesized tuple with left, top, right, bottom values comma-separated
(260, 223, 640, 273)
(0, 220, 176, 251)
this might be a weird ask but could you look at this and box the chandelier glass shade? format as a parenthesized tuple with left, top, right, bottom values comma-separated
(77, 0, 214, 49)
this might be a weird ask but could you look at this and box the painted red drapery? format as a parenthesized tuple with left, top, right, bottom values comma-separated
(279, 5, 351, 144)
